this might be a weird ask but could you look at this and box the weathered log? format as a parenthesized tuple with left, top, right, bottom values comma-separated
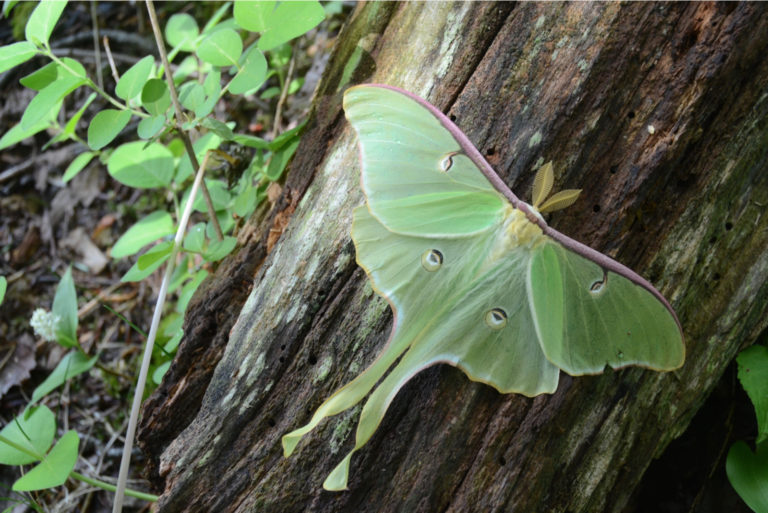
(138, 2, 768, 511)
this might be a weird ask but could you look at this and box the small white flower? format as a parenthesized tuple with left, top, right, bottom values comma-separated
(31, 308, 59, 342)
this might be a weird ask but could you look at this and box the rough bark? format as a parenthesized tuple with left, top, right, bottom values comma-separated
(138, 3, 768, 512)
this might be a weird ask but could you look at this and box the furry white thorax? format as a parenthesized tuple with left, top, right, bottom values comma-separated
(488, 204, 545, 264)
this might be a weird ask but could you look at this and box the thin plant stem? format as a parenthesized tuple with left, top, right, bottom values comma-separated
(89, 1, 103, 90)
(44, 50, 145, 116)
(110, 151, 212, 513)
(145, 0, 224, 241)
(272, 45, 296, 140)
(103, 35, 120, 84)
(72, 472, 158, 502)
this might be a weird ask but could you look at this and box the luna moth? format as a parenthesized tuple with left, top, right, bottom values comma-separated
(282, 84, 685, 491)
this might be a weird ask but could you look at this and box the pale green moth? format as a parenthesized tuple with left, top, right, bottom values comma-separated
(283, 84, 685, 491)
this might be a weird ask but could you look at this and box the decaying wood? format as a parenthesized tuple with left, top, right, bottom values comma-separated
(137, 3, 768, 511)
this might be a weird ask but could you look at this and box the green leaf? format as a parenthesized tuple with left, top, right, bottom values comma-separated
(0, 100, 61, 151)
(112, 211, 174, 258)
(173, 55, 198, 83)
(200, 117, 234, 140)
(260, 85, 280, 100)
(107, 141, 174, 188)
(60, 92, 96, 139)
(245, 1, 324, 51)
(234, 1, 273, 32)
(44, 91, 95, 152)
(197, 28, 243, 67)
(228, 46, 267, 94)
(265, 138, 299, 181)
(137, 114, 166, 140)
(185, 179, 230, 213)
(21, 58, 85, 95)
(288, 77, 303, 95)
(177, 270, 207, 314)
(20, 62, 61, 91)
(0, 41, 37, 73)
(141, 78, 171, 116)
(161, 311, 184, 337)
(62, 151, 96, 183)
(232, 181, 262, 218)
(183, 223, 206, 253)
(163, 329, 184, 353)
(176, 132, 222, 182)
(727, 441, 768, 513)
(209, 211, 235, 237)
(165, 13, 199, 52)
(738, 345, 768, 444)
(196, 70, 222, 118)
(21, 72, 84, 130)
(168, 254, 191, 292)
(87, 109, 131, 150)
(52, 266, 77, 348)
(152, 361, 172, 385)
(25, 0, 68, 47)
(0, 276, 6, 305)
(179, 81, 206, 113)
(138, 241, 172, 270)
(201, 2, 232, 34)
(232, 133, 269, 149)
(3, 0, 21, 16)
(121, 242, 172, 282)
(0, 406, 55, 465)
(13, 430, 79, 492)
(204, 236, 237, 262)
(269, 121, 305, 151)
(115, 55, 154, 101)
(31, 351, 97, 403)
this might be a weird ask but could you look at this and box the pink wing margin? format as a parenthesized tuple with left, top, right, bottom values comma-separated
(355, 83, 684, 338)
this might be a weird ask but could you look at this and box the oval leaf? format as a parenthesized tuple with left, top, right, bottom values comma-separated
(726, 441, 768, 513)
(115, 55, 154, 101)
(254, 1, 324, 51)
(52, 267, 77, 348)
(87, 109, 131, 150)
(737, 346, 768, 444)
(121, 242, 173, 282)
(25, 0, 67, 47)
(12, 430, 79, 492)
(165, 13, 199, 51)
(107, 141, 174, 188)
(197, 28, 242, 67)
(137, 114, 167, 140)
(141, 78, 171, 116)
(203, 236, 237, 262)
(233, 1, 274, 32)
(31, 351, 98, 403)
(21, 74, 84, 130)
(0, 41, 37, 74)
(229, 47, 267, 94)
(0, 405, 56, 465)
(112, 211, 174, 259)
(183, 223, 206, 253)
(63, 151, 96, 183)
(0, 100, 61, 151)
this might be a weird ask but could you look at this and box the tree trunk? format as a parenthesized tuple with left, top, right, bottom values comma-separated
(138, 3, 768, 512)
